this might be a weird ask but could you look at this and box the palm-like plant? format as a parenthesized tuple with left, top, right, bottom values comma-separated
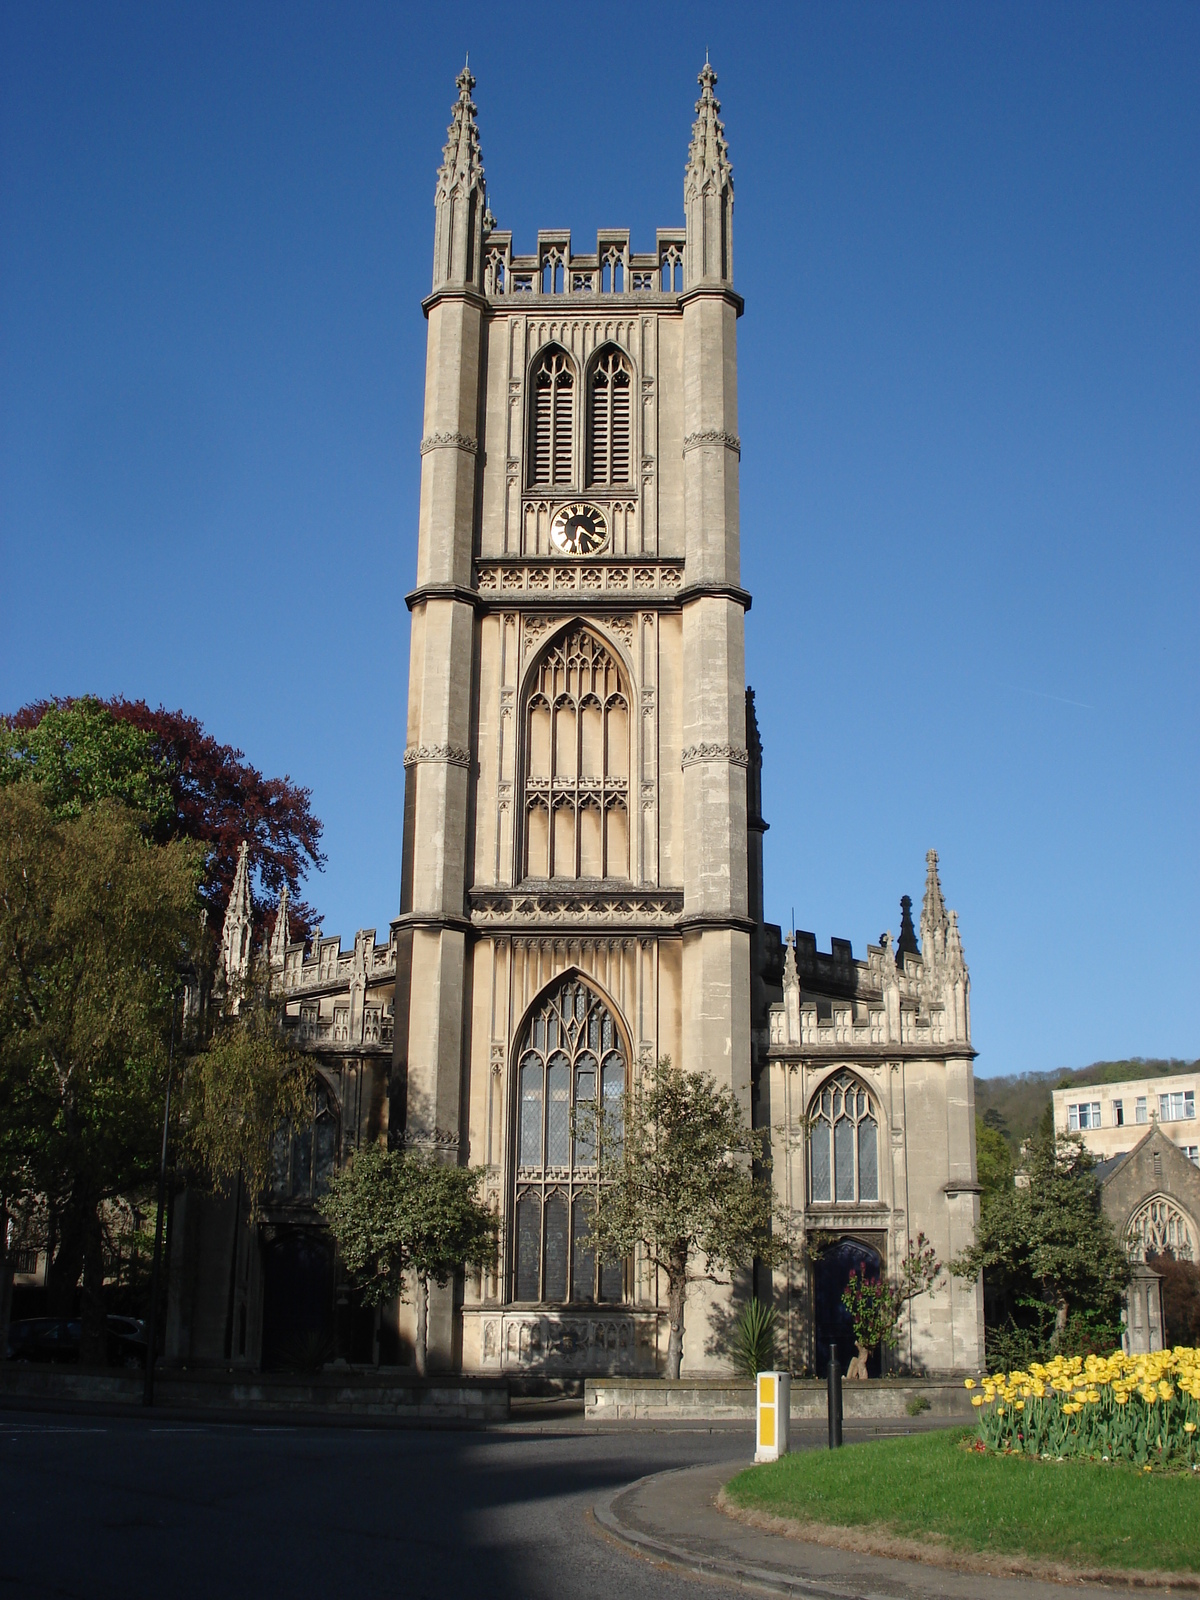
(731, 1296, 777, 1378)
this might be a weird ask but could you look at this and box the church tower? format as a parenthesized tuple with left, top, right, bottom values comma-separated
(395, 63, 751, 1376)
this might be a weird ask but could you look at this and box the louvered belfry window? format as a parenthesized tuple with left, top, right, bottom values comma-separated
(588, 347, 632, 486)
(529, 348, 575, 486)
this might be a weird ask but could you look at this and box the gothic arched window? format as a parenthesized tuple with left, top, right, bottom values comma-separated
(808, 1072, 879, 1205)
(513, 976, 627, 1304)
(523, 628, 630, 881)
(587, 347, 632, 486)
(1127, 1196, 1195, 1262)
(528, 347, 575, 487)
(269, 1084, 339, 1202)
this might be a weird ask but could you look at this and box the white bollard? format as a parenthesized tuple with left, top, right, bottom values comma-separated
(754, 1370, 791, 1462)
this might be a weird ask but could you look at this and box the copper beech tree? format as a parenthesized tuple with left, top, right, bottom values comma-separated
(2, 695, 325, 938)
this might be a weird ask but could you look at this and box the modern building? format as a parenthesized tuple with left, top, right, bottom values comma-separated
(165, 63, 984, 1380)
(1052, 1072, 1198, 1166)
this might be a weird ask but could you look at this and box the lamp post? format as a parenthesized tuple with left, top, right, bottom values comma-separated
(142, 990, 179, 1407)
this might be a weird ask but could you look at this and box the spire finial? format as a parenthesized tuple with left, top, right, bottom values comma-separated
(218, 841, 254, 1006)
(433, 61, 487, 291)
(269, 882, 290, 971)
(919, 849, 949, 966)
(896, 893, 919, 963)
(684, 56, 734, 286)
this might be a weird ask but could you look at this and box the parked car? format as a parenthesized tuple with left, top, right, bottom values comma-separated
(4, 1315, 147, 1367)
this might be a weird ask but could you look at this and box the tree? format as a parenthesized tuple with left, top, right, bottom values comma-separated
(841, 1233, 942, 1377)
(3, 696, 324, 938)
(952, 1128, 1129, 1349)
(975, 1114, 1014, 1213)
(320, 1147, 496, 1376)
(0, 785, 203, 1360)
(182, 985, 314, 1213)
(584, 1056, 780, 1381)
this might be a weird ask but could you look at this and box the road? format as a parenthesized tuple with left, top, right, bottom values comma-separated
(0, 1404, 755, 1600)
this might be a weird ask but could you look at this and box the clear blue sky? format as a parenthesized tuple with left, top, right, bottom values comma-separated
(2, 3, 1196, 1078)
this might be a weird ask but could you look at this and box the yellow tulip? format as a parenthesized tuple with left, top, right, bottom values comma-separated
(971, 1395, 983, 1407)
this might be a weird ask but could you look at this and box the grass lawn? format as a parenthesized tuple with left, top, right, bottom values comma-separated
(724, 1428, 1200, 1573)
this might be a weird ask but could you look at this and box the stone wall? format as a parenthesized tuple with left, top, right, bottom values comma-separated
(585, 1376, 975, 1422)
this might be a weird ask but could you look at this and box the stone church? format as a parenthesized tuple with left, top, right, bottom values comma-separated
(166, 63, 984, 1379)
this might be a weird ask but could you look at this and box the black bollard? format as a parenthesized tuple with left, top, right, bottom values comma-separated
(827, 1342, 843, 1449)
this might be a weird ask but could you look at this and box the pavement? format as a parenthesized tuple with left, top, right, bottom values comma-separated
(596, 1424, 1182, 1599)
(0, 1402, 1173, 1598)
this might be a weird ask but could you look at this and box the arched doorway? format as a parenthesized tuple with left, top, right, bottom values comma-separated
(812, 1236, 883, 1378)
(260, 1227, 335, 1371)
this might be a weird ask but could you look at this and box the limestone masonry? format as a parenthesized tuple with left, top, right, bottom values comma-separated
(167, 63, 988, 1379)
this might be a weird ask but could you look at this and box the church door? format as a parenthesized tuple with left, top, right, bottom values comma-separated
(813, 1236, 883, 1378)
(260, 1227, 335, 1371)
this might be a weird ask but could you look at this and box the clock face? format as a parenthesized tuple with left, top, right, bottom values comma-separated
(550, 502, 608, 556)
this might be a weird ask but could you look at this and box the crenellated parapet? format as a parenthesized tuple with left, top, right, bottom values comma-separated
(768, 850, 972, 1054)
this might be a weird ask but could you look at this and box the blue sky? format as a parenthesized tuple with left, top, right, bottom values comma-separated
(2, 3, 1196, 1077)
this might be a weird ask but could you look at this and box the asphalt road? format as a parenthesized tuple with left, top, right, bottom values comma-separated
(0, 1405, 756, 1600)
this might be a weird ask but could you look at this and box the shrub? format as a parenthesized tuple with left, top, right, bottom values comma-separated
(731, 1297, 776, 1378)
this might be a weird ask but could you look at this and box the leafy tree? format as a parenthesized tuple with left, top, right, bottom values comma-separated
(320, 1146, 496, 1376)
(975, 1115, 1014, 1213)
(0, 699, 171, 825)
(182, 986, 313, 1213)
(3, 696, 324, 937)
(0, 784, 202, 1359)
(841, 1233, 943, 1376)
(952, 1128, 1129, 1350)
(584, 1056, 780, 1380)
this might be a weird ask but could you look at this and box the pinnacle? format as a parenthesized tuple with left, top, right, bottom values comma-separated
(456, 58, 475, 97)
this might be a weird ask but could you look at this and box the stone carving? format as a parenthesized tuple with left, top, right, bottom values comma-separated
(403, 744, 472, 768)
(680, 743, 749, 768)
(402, 1127, 461, 1151)
(682, 429, 741, 457)
(419, 431, 479, 455)
(470, 890, 682, 928)
(475, 562, 684, 599)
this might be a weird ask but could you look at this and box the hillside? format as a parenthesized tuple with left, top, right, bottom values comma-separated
(975, 1058, 1198, 1149)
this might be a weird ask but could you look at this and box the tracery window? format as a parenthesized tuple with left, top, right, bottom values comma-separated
(523, 628, 629, 881)
(529, 348, 574, 487)
(808, 1072, 879, 1205)
(513, 977, 627, 1304)
(269, 1085, 339, 1202)
(587, 347, 632, 486)
(1127, 1196, 1195, 1262)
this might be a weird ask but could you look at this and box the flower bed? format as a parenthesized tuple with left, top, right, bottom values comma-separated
(968, 1346, 1200, 1469)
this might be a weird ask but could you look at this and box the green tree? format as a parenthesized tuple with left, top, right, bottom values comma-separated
(0, 785, 202, 1359)
(584, 1056, 780, 1381)
(3, 694, 325, 936)
(320, 1146, 496, 1376)
(182, 985, 313, 1213)
(952, 1128, 1129, 1349)
(975, 1114, 1014, 1212)
(0, 698, 172, 826)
